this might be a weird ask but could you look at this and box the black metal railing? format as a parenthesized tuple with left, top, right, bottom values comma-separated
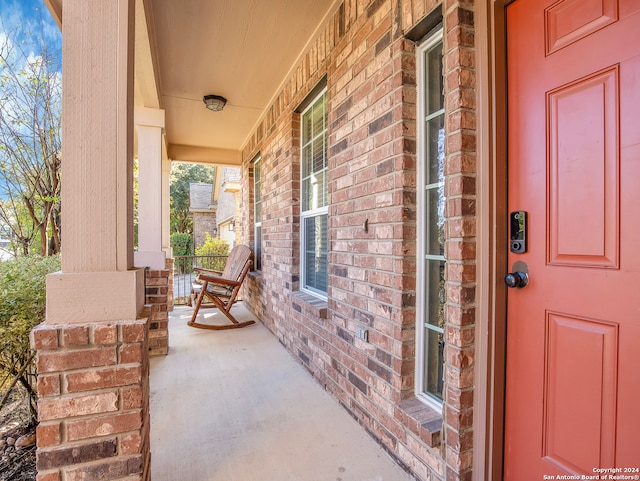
(172, 255, 228, 305)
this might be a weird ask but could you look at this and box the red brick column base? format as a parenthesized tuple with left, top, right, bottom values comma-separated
(30, 319, 150, 481)
(145, 266, 170, 357)
(165, 258, 174, 312)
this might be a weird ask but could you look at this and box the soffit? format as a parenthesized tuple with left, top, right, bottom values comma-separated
(148, 0, 338, 163)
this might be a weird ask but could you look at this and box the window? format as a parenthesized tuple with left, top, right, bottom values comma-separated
(253, 156, 262, 271)
(416, 29, 445, 404)
(300, 90, 328, 297)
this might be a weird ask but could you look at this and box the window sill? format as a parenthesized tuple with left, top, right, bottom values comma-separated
(397, 397, 443, 448)
(248, 270, 262, 281)
(290, 290, 328, 319)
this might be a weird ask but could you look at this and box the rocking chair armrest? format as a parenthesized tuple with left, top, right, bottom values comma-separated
(197, 273, 241, 287)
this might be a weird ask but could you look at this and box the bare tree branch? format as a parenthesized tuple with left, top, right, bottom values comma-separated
(0, 15, 61, 256)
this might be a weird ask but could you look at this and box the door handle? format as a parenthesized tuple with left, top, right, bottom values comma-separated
(505, 271, 528, 289)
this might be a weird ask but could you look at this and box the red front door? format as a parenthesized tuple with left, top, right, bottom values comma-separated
(504, 1, 640, 478)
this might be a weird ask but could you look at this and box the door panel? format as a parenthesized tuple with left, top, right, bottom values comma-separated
(543, 313, 618, 472)
(545, 0, 618, 55)
(504, 0, 640, 478)
(547, 66, 619, 268)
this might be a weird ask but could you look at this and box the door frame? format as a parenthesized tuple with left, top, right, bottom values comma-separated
(472, 1, 510, 479)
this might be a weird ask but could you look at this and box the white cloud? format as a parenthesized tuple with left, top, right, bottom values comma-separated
(0, 0, 61, 67)
(0, 1, 24, 36)
(41, 18, 60, 46)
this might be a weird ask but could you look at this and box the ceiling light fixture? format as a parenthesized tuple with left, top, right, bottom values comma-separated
(203, 94, 227, 112)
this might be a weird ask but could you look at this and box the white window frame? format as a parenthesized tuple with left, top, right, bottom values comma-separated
(300, 89, 328, 299)
(253, 155, 262, 271)
(416, 27, 445, 409)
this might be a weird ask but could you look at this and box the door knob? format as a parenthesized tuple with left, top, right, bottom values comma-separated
(504, 271, 528, 289)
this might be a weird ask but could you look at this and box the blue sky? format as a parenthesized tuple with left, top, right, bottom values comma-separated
(0, 0, 61, 58)
(0, 0, 62, 204)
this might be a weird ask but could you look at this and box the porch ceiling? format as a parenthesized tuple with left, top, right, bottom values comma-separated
(145, 0, 339, 164)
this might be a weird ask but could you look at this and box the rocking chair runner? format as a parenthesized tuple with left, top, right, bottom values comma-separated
(188, 245, 256, 330)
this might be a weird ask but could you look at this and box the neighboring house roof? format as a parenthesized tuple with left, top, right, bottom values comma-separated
(0, 247, 13, 262)
(0, 238, 13, 261)
(189, 183, 216, 212)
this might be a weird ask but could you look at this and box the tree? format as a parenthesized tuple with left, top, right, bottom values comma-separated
(0, 16, 62, 257)
(170, 162, 216, 234)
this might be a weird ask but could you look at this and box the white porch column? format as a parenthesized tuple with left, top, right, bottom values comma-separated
(134, 107, 166, 270)
(162, 158, 172, 257)
(46, 0, 144, 323)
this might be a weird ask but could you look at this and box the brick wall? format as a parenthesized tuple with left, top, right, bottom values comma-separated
(239, 1, 478, 480)
(442, 2, 476, 479)
(192, 211, 217, 249)
(31, 319, 150, 481)
(165, 257, 174, 312)
(145, 267, 170, 356)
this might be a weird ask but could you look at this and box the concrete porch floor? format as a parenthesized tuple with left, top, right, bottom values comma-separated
(150, 305, 414, 481)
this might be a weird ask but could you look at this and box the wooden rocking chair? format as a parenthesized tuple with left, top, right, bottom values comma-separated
(188, 245, 255, 330)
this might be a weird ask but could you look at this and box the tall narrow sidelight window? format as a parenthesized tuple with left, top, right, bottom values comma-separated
(300, 90, 328, 297)
(416, 28, 445, 404)
(253, 155, 262, 271)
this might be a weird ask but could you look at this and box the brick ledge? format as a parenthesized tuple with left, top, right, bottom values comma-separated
(247, 271, 263, 281)
(397, 397, 443, 448)
(290, 291, 328, 319)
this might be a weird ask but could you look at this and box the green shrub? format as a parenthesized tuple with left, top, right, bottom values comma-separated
(0, 255, 61, 425)
(170, 232, 192, 257)
(171, 232, 193, 274)
(195, 233, 229, 271)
